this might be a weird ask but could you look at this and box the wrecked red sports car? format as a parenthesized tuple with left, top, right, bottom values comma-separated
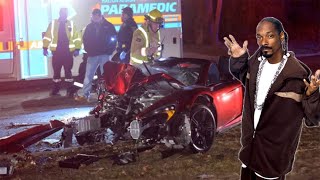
(87, 57, 243, 153)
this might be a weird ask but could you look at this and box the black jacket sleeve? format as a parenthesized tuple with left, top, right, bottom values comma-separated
(117, 20, 137, 53)
(82, 24, 92, 54)
(105, 22, 117, 55)
(303, 89, 320, 126)
(229, 53, 250, 86)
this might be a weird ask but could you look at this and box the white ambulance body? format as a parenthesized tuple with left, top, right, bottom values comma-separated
(0, 0, 182, 82)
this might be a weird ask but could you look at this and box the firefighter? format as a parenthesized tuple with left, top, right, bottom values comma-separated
(130, 9, 164, 75)
(115, 7, 137, 63)
(43, 7, 81, 97)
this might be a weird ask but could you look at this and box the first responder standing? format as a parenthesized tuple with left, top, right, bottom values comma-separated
(116, 7, 137, 63)
(43, 7, 81, 97)
(130, 9, 164, 75)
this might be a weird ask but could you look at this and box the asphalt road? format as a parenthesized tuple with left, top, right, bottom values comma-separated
(0, 54, 319, 179)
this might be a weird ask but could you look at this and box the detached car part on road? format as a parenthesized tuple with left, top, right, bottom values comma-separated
(0, 120, 65, 153)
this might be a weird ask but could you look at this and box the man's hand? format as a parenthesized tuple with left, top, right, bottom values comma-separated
(146, 46, 158, 56)
(304, 69, 320, 96)
(73, 49, 80, 57)
(316, 69, 320, 80)
(43, 48, 48, 56)
(223, 34, 248, 58)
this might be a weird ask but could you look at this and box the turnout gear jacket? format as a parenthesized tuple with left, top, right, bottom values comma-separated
(229, 49, 319, 177)
(43, 19, 81, 52)
(130, 24, 162, 65)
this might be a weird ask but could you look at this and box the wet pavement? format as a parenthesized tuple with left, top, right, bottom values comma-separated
(0, 107, 92, 138)
(0, 87, 99, 153)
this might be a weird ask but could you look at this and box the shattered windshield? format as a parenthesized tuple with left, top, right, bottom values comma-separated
(151, 62, 202, 86)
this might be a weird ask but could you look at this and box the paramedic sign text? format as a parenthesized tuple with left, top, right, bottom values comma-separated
(101, 0, 179, 16)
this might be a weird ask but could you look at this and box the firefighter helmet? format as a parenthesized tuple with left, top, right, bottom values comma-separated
(145, 9, 164, 24)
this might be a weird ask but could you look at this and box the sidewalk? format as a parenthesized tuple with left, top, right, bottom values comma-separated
(0, 88, 95, 119)
(0, 79, 51, 93)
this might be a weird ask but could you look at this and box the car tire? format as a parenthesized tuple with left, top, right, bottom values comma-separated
(188, 104, 216, 153)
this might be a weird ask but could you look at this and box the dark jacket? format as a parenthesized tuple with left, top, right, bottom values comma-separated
(303, 88, 320, 125)
(117, 18, 137, 53)
(83, 18, 117, 57)
(229, 49, 319, 177)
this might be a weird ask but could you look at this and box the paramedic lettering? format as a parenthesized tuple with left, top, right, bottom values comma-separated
(102, 0, 136, 2)
(101, 2, 178, 16)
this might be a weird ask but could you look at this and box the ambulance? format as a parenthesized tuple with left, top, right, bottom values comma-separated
(0, 0, 182, 82)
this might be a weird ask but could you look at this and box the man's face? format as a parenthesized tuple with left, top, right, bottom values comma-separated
(59, 8, 68, 21)
(92, 14, 102, 23)
(256, 21, 284, 58)
(148, 21, 161, 33)
(121, 13, 129, 23)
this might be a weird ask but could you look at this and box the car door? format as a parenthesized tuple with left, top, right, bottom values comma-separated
(207, 63, 243, 128)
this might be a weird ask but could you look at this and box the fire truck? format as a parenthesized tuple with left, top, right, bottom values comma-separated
(0, 0, 182, 82)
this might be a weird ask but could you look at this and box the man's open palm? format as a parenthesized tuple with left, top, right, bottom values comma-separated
(223, 34, 248, 58)
(304, 69, 320, 96)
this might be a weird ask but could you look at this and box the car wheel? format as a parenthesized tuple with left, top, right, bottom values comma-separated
(189, 104, 216, 153)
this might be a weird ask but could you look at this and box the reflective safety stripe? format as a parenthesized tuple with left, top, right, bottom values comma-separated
(65, 78, 74, 82)
(81, 44, 86, 53)
(43, 37, 51, 41)
(138, 27, 149, 47)
(51, 20, 55, 40)
(50, 20, 55, 49)
(52, 79, 61, 82)
(69, 44, 75, 48)
(131, 57, 145, 64)
(149, 14, 157, 20)
(158, 30, 161, 40)
(73, 38, 81, 42)
(141, 47, 147, 56)
(73, 82, 83, 88)
(70, 21, 74, 37)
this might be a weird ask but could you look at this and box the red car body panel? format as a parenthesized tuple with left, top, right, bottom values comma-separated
(103, 58, 244, 133)
(0, 120, 65, 153)
(103, 62, 134, 95)
(209, 83, 243, 129)
(103, 62, 185, 96)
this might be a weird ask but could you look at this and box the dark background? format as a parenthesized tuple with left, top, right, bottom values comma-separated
(182, 0, 320, 54)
